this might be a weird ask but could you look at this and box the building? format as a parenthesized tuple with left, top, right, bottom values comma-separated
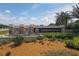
(9, 24, 65, 36)
(34, 25, 65, 33)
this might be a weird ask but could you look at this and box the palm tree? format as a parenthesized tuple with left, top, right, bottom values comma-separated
(72, 3, 79, 19)
(55, 11, 71, 27)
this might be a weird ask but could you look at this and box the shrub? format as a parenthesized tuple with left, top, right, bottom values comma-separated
(44, 33, 52, 38)
(38, 32, 77, 42)
(65, 37, 79, 50)
(55, 33, 76, 40)
(37, 35, 44, 40)
(13, 35, 24, 46)
(23, 37, 37, 43)
(24, 35, 45, 43)
(65, 33, 77, 39)
(44, 32, 65, 38)
(23, 35, 44, 43)
(55, 34, 65, 39)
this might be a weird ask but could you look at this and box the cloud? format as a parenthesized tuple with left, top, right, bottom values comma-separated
(0, 4, 74, 25)
(32, 4, 40, 9)
(38, 4, 73, 25)
(5, 10, 11, 13)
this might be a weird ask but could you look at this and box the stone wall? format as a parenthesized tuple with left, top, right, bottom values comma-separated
(9, 24, 65, 36)
(9, 24, 30, 36)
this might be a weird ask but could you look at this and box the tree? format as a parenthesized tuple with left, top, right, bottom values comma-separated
(72, 4, 79, 19)
(40, 25, 44, 26)
(73, 20, 79, 34)
(66, 22, 75, 29)
(48, 23, 55, 26)
(0, 24, 9, 28)
(55, 11, 72, 27)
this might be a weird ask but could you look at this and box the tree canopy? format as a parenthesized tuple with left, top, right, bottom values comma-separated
(55, 11, 72, 27)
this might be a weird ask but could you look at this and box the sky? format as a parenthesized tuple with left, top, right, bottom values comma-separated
(0, 3, 76, 25)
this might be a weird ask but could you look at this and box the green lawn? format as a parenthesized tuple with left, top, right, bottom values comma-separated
(0, 30, 9, 35)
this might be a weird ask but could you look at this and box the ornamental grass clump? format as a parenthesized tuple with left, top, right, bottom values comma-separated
(12, 35, 24, 47)
(65, 37, 79, 50)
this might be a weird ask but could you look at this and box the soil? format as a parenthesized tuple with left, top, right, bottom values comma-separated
(0, 38, 79, 56)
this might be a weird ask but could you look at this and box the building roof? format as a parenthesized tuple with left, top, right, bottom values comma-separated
(34, 25, 65, 28)
(9, 24, 65, 29)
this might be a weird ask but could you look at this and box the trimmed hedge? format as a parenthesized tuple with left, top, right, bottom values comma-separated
(43, 32, 77, 42)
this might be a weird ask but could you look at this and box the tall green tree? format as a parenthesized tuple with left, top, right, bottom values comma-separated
(55, 11, 71, 27)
